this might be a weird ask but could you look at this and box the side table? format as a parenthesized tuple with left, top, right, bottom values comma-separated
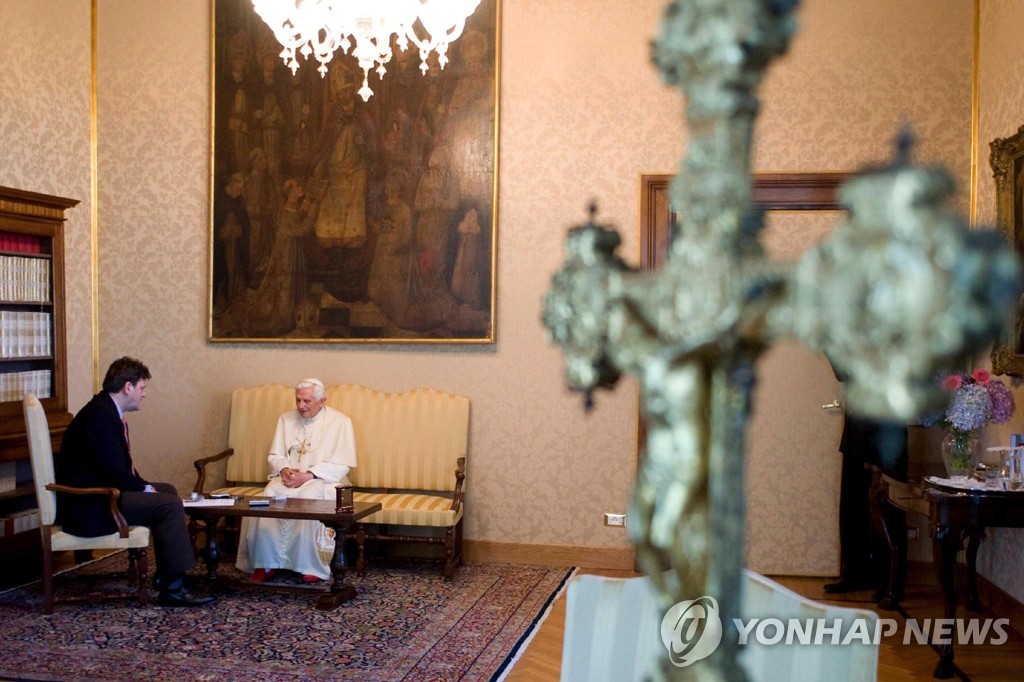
(870, 465, 1024, 678)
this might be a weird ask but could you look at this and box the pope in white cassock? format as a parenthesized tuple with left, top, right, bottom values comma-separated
(236, 378, 358, 581)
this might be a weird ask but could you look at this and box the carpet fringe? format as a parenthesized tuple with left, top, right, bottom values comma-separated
(491, 566, 579, 682)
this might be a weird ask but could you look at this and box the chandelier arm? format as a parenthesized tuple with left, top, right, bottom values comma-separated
(250, 0, 482, 100)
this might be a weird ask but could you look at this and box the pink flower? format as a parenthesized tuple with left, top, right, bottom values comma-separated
(942, 375, 964, 391)
(972, 369, 991, 384)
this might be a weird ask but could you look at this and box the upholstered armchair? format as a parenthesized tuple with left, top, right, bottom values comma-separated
(23, 394, 150, 613)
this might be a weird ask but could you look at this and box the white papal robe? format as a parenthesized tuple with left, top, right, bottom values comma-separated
(236, 405, 358, 579)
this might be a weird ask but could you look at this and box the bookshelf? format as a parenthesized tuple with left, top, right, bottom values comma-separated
(0, 186, 77, 572)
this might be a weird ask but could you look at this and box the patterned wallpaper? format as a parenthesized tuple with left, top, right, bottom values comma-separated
(974, 0, 1024, 605)
(5, 0, 1018, 594)
(0, 0, 94, 410)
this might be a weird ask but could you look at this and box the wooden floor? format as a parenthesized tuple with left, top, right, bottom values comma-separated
(505, 570, 1024, 682)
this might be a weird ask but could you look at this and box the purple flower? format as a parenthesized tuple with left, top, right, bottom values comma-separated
(986, 380, 1015, 424)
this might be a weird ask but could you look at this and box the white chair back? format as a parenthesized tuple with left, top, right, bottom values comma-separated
(23, 394, 57, 526)
(560, 570, 880, 682)
(561, 573, 665, 681)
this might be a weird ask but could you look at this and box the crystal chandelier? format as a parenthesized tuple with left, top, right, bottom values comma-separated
(252, 0, 482, 102)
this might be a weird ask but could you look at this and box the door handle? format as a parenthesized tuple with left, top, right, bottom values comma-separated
(821, 399, 841, 410)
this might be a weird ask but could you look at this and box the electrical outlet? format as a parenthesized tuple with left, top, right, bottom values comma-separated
(604, 512, 626, 527)
(907, 527, 919, 540)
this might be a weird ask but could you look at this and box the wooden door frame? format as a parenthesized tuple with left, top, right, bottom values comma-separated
(636, 171, 851, 460)
(640, 172, 850, 269)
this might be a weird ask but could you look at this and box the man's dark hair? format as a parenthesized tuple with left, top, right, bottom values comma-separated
(102, 356, 151, 394)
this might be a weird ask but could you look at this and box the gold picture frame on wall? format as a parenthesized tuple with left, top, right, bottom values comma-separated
(209, 0, 499, 343)
(989, 125, 1024, 375)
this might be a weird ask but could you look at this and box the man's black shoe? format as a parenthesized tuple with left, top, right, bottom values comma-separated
(158, 579, 216, 607)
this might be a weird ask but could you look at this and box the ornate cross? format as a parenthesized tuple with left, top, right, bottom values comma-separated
(542, 1, 1021, 680)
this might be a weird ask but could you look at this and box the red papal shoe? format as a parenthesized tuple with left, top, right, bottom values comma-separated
(250, 568, 277, 583)
(301, 574, 323, 583)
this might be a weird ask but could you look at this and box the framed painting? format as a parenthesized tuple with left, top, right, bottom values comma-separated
(989, 125, 1024, 375)
(209, 0, 499, 343)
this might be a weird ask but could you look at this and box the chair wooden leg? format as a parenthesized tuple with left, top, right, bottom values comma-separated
(42, 543, 54, 614)
(130, 548, 149, 606)
(455, 519, 464, 566)
(443, 526, 456, 581)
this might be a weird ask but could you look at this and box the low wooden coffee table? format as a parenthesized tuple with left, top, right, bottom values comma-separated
(184, 497, 381, 610)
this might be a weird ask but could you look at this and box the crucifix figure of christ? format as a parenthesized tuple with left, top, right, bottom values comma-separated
(542, 1, 1022, 680)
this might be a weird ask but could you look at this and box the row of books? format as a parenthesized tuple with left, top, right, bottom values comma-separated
(0, 508, 39, 537)
(0, 311, 52, 358)
(0, 232, 44, 254)
(0, 370, 52, 403)
(0, 255, 50, 303)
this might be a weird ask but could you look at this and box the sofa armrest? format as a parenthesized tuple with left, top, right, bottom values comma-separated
(452, 457, 466, 514)
(45, 483, 130, 538)
(192, 448, 235, 494)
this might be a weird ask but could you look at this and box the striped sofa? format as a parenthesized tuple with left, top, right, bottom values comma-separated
(193, 383, 469, 579)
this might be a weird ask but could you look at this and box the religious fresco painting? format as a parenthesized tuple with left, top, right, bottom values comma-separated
(209, 0, 498, 343)
(989, 125, 1024, 375)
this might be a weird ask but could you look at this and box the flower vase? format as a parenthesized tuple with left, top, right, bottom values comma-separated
(941, 429, 981, 481)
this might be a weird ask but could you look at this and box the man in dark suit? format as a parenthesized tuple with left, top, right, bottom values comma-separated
(56, 357, 214, 607)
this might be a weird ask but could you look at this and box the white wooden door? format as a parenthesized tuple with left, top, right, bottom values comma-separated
(638, 174, 848, 576)
(745, 210, 844, 576)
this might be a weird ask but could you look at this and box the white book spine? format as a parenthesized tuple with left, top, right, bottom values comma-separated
(0, 310, 9, 358)
(42, 258, 51, 302)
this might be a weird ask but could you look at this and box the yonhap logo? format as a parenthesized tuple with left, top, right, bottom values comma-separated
(660, 596, 724, 667)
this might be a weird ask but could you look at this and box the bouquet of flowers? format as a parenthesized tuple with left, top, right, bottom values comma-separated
(923, 369, 1015, 473)
(924, 369, 1015, 430)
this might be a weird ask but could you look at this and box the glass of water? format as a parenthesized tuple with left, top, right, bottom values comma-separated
(984, 464, 1001, 489)
(1002, 447, 1024, 491)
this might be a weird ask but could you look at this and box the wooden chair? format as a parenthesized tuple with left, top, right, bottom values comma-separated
(23, 394, 151, 613)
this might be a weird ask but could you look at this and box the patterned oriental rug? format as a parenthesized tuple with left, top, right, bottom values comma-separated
(0, 551, 574, 682)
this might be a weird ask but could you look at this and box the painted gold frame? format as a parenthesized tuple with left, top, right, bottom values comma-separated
(989, 126, 1024, 375)
(208, 0, 499, 343)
